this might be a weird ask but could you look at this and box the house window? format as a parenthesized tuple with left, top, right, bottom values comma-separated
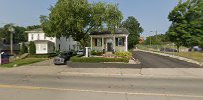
(116, 37, 124, 46)
(94, 38, 102, 47)
(44, 35, 46, 40)
(41, 44, 46, 50)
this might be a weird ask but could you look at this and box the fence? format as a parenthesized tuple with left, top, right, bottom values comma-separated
(136, 44, 189, 52)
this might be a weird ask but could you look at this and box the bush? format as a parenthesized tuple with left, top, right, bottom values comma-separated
(29, 41, 36, 55)
(91, 50, 103, 56)
(20, 42, 28, 54)
(70, 56, 129, 63)
(28, 53, 57, 58)
(115, 52, 132, 58)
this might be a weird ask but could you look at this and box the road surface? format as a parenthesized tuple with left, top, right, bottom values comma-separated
(133, 51, 201, 68)
(0, 51, 202, 100)
(0, 73, 203, 100)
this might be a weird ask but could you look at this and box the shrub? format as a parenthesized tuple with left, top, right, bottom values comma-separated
(70, 56, 129, 63)
(29, 41, 36, 55)
(27, 53, 57, 58)
(115, 52, 132, 59)
(91, 50, 103, 56)
(20, 42, 28, 54)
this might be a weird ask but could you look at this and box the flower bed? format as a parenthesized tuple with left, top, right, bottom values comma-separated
(70, 56, 129, 63)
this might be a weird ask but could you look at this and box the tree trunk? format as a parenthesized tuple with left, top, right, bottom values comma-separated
(177, 45, 180, 52)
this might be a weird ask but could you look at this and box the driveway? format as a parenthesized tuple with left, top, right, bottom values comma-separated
(133, 51, 201, 68)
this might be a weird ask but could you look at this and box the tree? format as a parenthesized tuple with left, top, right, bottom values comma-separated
(40, 0, 123, 48)
(29, 41, 36, 55)
(166, 0, 203, 51)
(145, 34, 169, 45)
(26, 25, 41, 31)
(0, 24, 27, 44)
(121, 16, 143, 49)
(20, 42, 28, 54)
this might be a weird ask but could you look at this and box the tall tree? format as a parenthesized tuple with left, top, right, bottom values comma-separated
(40, 0, 123, 48)
(167, 0, 203, 51)
(0, 24, 27, 44)
(121, 16, 143, 49)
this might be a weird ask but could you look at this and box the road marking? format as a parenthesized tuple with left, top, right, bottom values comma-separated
(0, 84, 202, 98)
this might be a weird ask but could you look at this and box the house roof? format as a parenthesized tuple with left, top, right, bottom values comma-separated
(0, 40, 20, 51)
(25, 28, 43, 33)
(90, 28, 130, 35)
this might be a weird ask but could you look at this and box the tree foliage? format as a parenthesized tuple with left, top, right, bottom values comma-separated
(29, 41, 36, 55)
(40, 0, 123, 48)
(26, 25, 41, 31)
(20, 42, 28, 54)
(145, 34, 169, 45)
(0, 24, 27, 44)
(121, 16, 143, 49)
(166, 0, 203, 50)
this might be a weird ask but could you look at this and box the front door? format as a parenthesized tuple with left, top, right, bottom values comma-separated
(107, 43, 113, 52)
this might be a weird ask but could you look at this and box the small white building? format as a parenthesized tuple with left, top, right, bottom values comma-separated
(26, 28, 80, 54)
(90, 28, 129, 52)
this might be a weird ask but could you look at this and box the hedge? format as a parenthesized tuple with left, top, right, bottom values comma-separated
(28, 53, 57, 58)
(114, 52, 132, 59)
(70, 56, 129, 63)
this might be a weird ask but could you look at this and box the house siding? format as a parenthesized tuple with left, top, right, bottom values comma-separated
(27, 31, 80, 54)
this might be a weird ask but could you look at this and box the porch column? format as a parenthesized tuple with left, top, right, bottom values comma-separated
(90, 36, 93, 50)
(113, 35, 116, 52)
(125, 35, 128, 52)
(102, 37, 104, 50)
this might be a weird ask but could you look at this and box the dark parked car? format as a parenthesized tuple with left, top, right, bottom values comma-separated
(53, 51, 74, 65)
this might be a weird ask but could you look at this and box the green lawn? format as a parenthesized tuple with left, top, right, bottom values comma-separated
(168, 52, 203, 62)
(0, 58, 48, 68)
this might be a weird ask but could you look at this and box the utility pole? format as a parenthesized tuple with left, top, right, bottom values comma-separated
(9, 25, 15, 55)
(155, 30, 158, 50)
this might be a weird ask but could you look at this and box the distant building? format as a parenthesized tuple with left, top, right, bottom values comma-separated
(26, 28, 80, 54)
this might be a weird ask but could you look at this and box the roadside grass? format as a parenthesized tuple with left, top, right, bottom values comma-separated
(0, 58, 48, 68)
(168, 52, 203, 62)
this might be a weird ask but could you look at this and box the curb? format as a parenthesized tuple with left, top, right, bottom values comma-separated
(59, 72, 203, 79)
(136, 49, 203, 66)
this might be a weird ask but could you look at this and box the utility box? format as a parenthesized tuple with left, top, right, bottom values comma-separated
(85, 47, 91, 57)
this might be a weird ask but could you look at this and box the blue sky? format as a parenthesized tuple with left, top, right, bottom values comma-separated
(0, 0, 179, 37)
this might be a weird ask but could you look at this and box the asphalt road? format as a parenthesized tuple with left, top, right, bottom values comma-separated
(0, 51, 202, 100)
(133, 51, 201, 68)
(0, 73, 203, 100)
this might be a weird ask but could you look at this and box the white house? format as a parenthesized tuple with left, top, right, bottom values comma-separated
(90, 28, 129, 52)
(26, 28, 80, 54)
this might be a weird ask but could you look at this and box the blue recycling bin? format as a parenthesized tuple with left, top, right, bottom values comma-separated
(0, 53, 10, 64)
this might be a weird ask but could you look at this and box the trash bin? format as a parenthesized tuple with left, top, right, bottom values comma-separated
(0, 53, 10, 65)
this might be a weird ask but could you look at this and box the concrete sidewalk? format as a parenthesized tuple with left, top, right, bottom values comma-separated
(1, 65, 203, 79)
(1, 59, 203, 78)
(60, 67, 203, 78)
